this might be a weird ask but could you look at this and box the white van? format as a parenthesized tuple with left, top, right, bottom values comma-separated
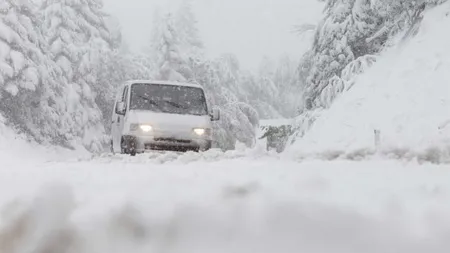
(110, 80, 220, 156)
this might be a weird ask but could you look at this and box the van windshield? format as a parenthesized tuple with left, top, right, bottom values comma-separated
(129, 83, 208, 116)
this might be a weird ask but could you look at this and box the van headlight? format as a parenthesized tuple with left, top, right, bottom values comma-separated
(130, 124, 153, 132)
(140, 125, 153, 132)
(193, 128, 210, 136)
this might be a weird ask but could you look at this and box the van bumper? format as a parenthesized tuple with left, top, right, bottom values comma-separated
(123, 135, 212, 153)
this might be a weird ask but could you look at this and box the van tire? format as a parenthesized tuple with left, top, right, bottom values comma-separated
(201, 141, 212, 152)
(128, 138, 137, 156)
(120, 137, 128, 154)
(110, 140, 115, 154)
(121, 135, 138, 156)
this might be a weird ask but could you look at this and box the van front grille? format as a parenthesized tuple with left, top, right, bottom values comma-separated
(154, 138, 191, 144)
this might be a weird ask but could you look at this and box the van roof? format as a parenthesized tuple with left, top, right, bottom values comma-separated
(124, 80, 204, 89)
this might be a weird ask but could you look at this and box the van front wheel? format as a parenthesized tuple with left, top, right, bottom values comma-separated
(120, 137, 128, 154)
(121, 136, 137, 156)
(110, 140, 115, 154)
(200, 141, 212, 152)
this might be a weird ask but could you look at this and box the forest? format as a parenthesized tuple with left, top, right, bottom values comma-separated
(0, 0, 446, 152)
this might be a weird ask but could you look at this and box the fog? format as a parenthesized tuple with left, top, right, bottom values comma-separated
(103, 0, 324, 70)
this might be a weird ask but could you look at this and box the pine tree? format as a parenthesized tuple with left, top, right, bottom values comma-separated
(256, 56, 279, 103)
(213, 54, 244, 97)
(94, 15, 130, 134)
(239, 57, 281, 119)
(274, 55, 301, 116)
(0, 0, 64, 143)
(304, 0, 355, 109)
(290, 0, 449, 145)
(95, 39, 152, 133)
(144, 6, 164, 78)
(41, 0, 113, 151)
(154, 13, 192, 82)
(150, 1, 262, 150)
(301, 0, 447, 110)
(192, 56, 260, 150)
(302, 0, 387, 109)
(0, 0, 42, 97)
(175, 0, 204, 59)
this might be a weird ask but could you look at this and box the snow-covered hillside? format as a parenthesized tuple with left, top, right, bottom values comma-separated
(0, 116, 92, 166)
(290, 2, 450, 162)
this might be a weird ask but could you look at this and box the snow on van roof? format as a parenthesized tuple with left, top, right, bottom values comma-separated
(125, 80, 203, 89)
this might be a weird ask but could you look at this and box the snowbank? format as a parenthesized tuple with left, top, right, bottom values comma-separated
(1, 159, 450, 253)
(87, 142, 273, 165)
(289, 3, 450, 162)
(0, 115, 92, 166)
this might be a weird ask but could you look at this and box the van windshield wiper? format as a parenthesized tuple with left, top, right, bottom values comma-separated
(136, 95, 162, 111)
(162, 100, 186, 110)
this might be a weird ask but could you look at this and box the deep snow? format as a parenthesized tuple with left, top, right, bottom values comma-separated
(2, 146, 450, 253)
(2, 117, 450, 253)
(1, 109, 450, 252)
(1, 3, 450, 253)
(0, 115, 93, 166)
(290, 2, 450, 161)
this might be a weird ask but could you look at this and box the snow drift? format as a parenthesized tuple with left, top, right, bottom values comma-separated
(1, 159, 450, 253)
(0, 115, 91, 165)
(289, 2, 450, 162)
(1, 185, 448, 253)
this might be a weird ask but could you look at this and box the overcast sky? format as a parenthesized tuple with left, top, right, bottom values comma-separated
(103, 0, 324, 70)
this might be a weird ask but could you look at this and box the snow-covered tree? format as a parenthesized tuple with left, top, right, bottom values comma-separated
(303, 0, 389, 108)
(240, 57, 280, 119)
(212, 54, 246, 99)
(301, 0, 448, 110)
(190, 56, 260, 150)
(303, 0, 357, 109)
(154, 13, 192, 82)
(0, 0, 66, 144)
(289, 0, 449, 146)
(96, 48, 152, 132)
(41, 0, 113, 151)
(0, 0, 41, 96)
(256, 56, 278, 100)
(143, 6, 164, 77)
(144, 2, 261, 150)
(273, 55, 302, 116)
(235, 55, 302, 119)
(175, 0, 204, 60)
(94, 15, 152, 134)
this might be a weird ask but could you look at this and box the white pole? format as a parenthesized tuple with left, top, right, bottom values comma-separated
(374, 129, 381, 149)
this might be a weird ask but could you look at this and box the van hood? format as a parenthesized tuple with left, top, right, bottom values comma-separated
(127, 110, 211, 130)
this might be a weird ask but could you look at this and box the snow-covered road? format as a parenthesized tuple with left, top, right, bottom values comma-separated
(1, 150, 450, 253)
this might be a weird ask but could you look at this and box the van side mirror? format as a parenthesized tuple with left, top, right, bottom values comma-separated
(115, 101, 126, 115)
(210, 108, 220, 121)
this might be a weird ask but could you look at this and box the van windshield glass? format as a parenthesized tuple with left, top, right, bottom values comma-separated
(129, 83, 208, 116)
